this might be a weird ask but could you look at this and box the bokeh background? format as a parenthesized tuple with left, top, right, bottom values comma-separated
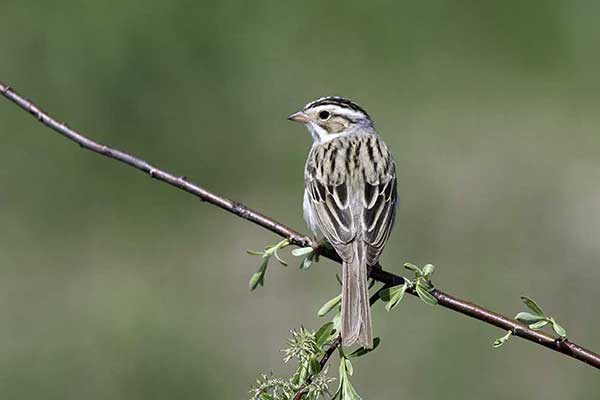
(1, 1, 599, 399)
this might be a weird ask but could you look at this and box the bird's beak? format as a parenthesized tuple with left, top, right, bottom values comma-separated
(287, 111, 309, 123)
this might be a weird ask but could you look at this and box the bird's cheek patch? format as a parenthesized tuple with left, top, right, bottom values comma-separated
(323, 117, 349, 134)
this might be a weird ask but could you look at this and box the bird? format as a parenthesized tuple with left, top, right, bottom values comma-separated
(288, 96, 398, 348)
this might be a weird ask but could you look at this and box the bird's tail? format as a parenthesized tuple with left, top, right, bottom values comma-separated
(341, 241, 373, 348)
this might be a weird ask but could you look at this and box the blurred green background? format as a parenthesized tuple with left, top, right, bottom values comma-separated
(1, 1, 599, 398)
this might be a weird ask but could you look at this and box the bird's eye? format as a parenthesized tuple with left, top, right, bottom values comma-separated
(318, 110, 331, 120)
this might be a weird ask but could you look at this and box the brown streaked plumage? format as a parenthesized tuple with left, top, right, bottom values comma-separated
(289, 97, 398, 348)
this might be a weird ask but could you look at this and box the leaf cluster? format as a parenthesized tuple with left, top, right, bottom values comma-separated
(379, 262, 438, 311)
(248, 242, 323, 291)
(247, 239, 290, 290)
(250, 325, 336, 400)
(493, 295, 567, 348)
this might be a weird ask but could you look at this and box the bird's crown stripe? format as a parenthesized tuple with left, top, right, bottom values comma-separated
(304, 96, 370, 118)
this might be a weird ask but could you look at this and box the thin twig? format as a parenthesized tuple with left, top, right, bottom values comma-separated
(1, 82, 599, 371)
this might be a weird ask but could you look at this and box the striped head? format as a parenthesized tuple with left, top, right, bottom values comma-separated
(288, 96, 374, 143)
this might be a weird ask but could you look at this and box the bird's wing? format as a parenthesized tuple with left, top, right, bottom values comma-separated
(363, 172, 397, 265)
(305, 144, 356, 262)
(305, 135, 398, 264)
(360, 137, 398, 266)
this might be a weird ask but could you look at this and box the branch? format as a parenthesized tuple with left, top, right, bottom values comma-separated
(1, 82, 599, 372)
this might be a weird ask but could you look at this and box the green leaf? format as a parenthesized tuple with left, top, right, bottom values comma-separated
(291, 247, 314, 257)
(297, 362, 308, 385)
(549, 317, 567, 337)
(274, 239, 290, 250)
(291, 365, 301, 385)
(417, 277, 432, 290)
(520, 296, 545, 317)
(344, 358, 354, 376)
(338, 356, 346, 375)
(348, 337, 381, 358)
(515, 312, 546, 324)
(249, 257, 269, 291)
(249, 271, 262, 291)
(528, 320, 549, 330)
(300, 256, 313, 271)
(336, 357, 363, 400)
(342, 380, 363, 400)
(258, 393, 274, 400)
(415, 283, 438, 305)
(378, 287, 393, 301)
(384, 284, 407, 311)
(492, 331, 512, 348)
(315, 322, 335, 347)
(273, 249, 288, 266)
(422, 263, 435, 277)
(318, 294, 342, 317)
(309, 356, 321, 375)
(403, 262, 422, 276)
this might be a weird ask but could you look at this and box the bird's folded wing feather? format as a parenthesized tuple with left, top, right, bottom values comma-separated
(305, 173, 356, 260)
(305, 136, 397, 265)
(363, 171, 397, 265)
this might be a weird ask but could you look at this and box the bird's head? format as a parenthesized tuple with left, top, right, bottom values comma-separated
(288, 96, 373, 142)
